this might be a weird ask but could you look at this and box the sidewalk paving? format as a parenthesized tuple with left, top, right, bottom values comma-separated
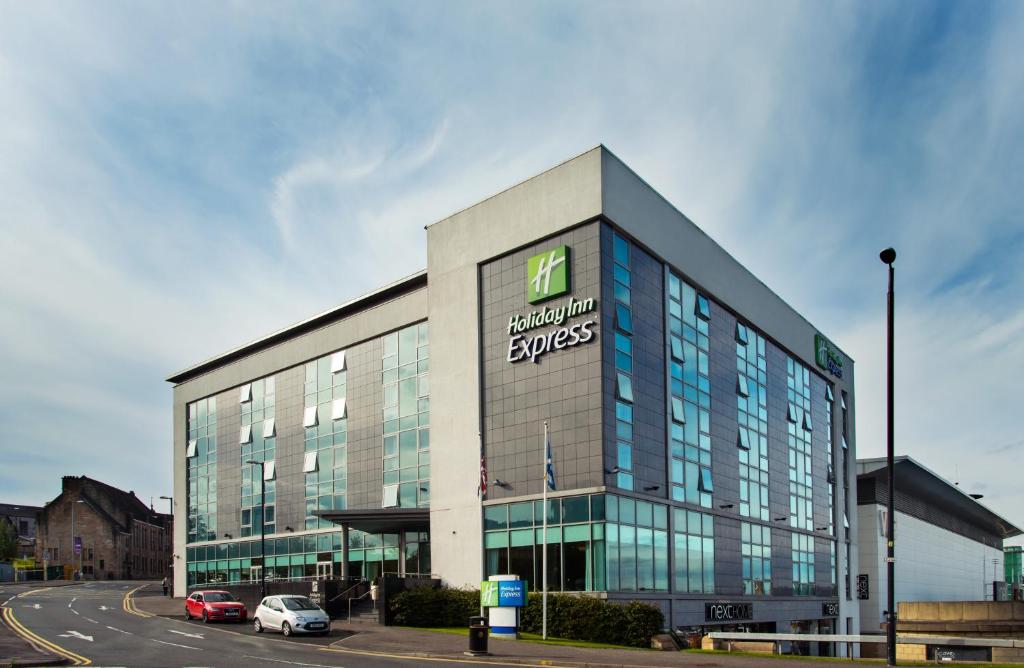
(325, 624, 845, 668)
(131, 584, 183, 617)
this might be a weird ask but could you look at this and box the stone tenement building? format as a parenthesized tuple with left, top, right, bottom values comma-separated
(36, 476, 172, 580)
(0, 503, 42, 559)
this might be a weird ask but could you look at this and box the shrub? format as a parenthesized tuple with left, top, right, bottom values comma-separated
(519, 593, 662, 648)
(389, 586, 480, 627)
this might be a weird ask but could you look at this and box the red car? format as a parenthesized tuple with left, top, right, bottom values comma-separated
(184, 590, 247, 623)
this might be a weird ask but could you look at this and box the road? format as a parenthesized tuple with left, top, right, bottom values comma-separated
(0, 581, 472, 668)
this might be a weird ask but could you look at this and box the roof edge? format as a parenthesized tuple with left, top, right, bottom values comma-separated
(166, 269, 428, 385)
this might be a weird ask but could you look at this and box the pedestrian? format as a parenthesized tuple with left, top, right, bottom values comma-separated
(370, 579, 379, 610)
(161, 576, 169, 597)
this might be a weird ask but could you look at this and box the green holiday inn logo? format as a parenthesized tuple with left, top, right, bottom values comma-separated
(527, 245, 569, 304)
(480, 581, 500, 607)
(815, 333, 844, 379)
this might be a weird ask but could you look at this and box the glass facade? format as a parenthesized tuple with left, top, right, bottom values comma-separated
(826, 385, 835, 536)
(186, 396, 217, 543)
(241, 377, 276, 538)
(303, 354, 348, 530)
(382, 323, 430, 508)
(673, 508, 714, 593)
(792, 532, 815, 595)
(741, 521, 772, 595)
(787, 358, 813, 531)
(667, 271, 712, 508)
(736, 323, 768, 520)
(612, 233, 635, 491)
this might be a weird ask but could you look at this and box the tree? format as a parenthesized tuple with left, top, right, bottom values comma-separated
(0, 520, 16, 562)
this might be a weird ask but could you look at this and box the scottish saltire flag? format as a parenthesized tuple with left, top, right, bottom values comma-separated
(545, 431, 556, 491)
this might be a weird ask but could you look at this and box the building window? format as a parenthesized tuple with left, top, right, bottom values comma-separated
(300, 350, 350, 528)
(792, 532, 815, 595)
(241, 376, 276, 537)
(667, 271, 712, 508)
(737, 322, 768, 521)
(382, 323, 430, 509)
(186, 395, 217, 543)
(696, 294, 711, 320)
(741, 522, 772, 595)
(787, 358, 813, 531)
(616, 373, 634, 403)
(674, 508, 714, 593)
(826, 384, 836, 536)
(611, 232, 634, 492)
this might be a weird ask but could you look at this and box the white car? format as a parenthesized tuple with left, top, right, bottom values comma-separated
(253, 595, 331, 637)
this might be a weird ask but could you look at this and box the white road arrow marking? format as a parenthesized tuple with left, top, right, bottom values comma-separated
(169, 629, 205, 639)
(58, 630, 94, 642)
(153, 638, 199, 650)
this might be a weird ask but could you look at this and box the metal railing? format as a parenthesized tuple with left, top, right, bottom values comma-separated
(330, 579, 367, 603)
(347, 588, 373, 622)
(706, 631, 1024, 657)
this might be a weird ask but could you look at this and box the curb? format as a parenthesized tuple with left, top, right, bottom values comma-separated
(0, 656, 68, 667)
(323, 645, 662, 668)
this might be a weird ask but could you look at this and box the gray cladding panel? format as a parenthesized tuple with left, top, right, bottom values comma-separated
(480, 223, 603, 498)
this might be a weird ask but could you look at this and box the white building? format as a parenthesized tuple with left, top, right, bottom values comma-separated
(856, 456, 1020, 633)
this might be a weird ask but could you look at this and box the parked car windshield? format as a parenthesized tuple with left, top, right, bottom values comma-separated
(204, 593, 236, 602)
(281, 597, 319, 611)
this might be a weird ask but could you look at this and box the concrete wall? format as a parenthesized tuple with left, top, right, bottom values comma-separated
(858, 504, 1004, 630)
(426, 148, 603, 587)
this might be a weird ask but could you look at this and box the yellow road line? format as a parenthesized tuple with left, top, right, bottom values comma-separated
(320, 645, 576, 667)
(122, 585, 154, 618)
(0, 606, 92, 666)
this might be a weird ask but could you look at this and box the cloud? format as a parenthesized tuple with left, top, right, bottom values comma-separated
(1, 2, 1022, 545)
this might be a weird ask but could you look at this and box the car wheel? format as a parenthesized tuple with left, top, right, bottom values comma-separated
(281, 622, 292, 637)
(202, 610, 209, 624)
(254, 618, 263, 633)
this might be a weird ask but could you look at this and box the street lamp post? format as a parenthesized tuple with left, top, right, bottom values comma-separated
(245, 460, 267, 599)
(880, 247, 897, 667)
(160, 495, 173, 594)
(70, 499, 84, 581)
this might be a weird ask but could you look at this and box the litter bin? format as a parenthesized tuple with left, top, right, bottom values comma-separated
(468, 615, 489, 655)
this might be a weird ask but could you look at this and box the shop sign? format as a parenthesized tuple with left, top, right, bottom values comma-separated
(705, 602, 753, 622)
(815, 334, 844, 379)
(822, 601, 840, 617)
(480, 580, 528, 607)
(74, 536, 82, 555)
(857, 574, 870, 600)
(507, 245, 598, 364)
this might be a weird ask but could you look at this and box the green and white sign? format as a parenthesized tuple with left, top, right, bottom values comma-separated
(481, 581, 500, 607)
(815, 334, 844, 379)
(527, 245, 569, 304)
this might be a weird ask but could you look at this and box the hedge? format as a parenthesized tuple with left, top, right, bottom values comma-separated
(389, 586, 480, 628)
(389, 587, 663, 648)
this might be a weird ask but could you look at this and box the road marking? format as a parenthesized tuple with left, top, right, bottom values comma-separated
(106, 625, 132, 634)
(72, 608, 81, 615)
(244, 656, 341, 667)
(169, 629, 205, 639)
(24, 603, 42, 609)
(99, 605, 112, 610)
(122, 585, 154, 617)
(0, 608, 92, 665)
(84, 617, 99, 624)
(59, 630, 94, 642)
(153, 638, 200, 650)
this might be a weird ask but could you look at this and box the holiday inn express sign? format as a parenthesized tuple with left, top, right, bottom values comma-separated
(815, 333, 844, 378)
(507, 245, 598, 363)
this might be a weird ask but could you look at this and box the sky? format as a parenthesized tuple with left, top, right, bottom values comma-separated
(1, 2, 1022, 542)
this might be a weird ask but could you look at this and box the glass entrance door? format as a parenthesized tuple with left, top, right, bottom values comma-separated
(250, 566, 262, 583)
(316, 562, 332, 579)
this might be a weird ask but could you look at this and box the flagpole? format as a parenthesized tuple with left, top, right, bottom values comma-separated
(542, 420, 549, 640)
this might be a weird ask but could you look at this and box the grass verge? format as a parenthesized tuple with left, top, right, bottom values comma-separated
(404, 626, 648, 650)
